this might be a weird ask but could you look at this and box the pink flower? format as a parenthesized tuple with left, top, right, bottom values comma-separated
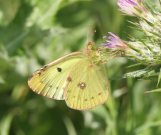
(103, 32, 127, 49)
(117, 0, 146, 16)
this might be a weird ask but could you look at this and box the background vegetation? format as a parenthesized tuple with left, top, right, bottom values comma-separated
(0, 0, 161, 135)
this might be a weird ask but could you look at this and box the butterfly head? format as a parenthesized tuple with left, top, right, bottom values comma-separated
(84, 41, 94, 52)
(84, 41, 108, 65)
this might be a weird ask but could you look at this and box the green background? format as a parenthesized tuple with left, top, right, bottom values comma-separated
(0, 0, 161, 135)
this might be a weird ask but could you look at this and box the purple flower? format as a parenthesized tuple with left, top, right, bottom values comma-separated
(117, 0, 146, 16)
(103, 32, 127, 49)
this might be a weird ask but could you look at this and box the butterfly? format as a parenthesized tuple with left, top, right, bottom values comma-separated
(28, 42, 109, 110)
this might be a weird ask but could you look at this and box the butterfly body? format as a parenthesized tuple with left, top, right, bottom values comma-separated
(28, 42, 109, 110)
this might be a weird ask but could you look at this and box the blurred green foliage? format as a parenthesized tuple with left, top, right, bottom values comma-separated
(0, 0, 161, 135)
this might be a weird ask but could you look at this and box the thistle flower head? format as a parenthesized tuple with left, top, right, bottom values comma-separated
(102, 0, 161, 83)
(103, 32, 127, 49)
(117, 0, 147, 16)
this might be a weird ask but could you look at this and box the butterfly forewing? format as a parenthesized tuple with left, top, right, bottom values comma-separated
(28, 52, 84, 100)
(64, 60, 109, 110)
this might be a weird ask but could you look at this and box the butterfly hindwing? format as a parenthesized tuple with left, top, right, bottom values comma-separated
(28, 52, 84, 100)
(64, 59, 109, 110)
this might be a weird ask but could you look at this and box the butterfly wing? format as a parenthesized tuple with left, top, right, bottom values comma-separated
(28, 52, 85, 100)
(64, 59, 109, 110)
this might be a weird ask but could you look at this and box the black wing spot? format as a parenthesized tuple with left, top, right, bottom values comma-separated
(56, 86, 59, 90)
(57, 67, 62, 72)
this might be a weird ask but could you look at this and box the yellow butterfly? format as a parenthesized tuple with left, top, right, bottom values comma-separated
(28, 42, 109, 110)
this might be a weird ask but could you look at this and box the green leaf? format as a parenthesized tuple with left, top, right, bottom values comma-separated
(145, 88, 161, 93)
(123, 69, 149, 78)
(55, 1, 91, 28)
(0, 76, 5, 84)
(0, 114, 14, 135)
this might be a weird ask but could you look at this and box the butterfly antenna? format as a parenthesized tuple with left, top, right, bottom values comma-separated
(86, 24, 97, 42)
(83, 25, 97, 55)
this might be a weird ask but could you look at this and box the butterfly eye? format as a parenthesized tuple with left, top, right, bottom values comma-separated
(57, 67, 62, 72)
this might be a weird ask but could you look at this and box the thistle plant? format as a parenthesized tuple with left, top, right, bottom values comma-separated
(103, 0, 161, 90)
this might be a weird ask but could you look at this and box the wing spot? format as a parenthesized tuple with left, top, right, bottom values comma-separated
(56, 87, 59, 90)
(85, 99, 88, 101)
(57, 67, 62, 72)
(91, 96, 94, 99)
(98, 92, 102, 96)
(78, 82, 86, 90)
(43, 65, 48, 68)
(41, 65, 48, 71)
(38, 71, 41, 76)
(67, 76, 72, 82)
(49, 85, 52, 88)
(39, 66, 47, 72)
